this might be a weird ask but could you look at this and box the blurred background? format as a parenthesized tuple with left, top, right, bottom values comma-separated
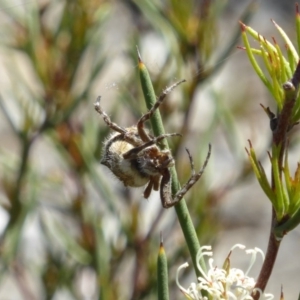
(0, 0, 299, 299)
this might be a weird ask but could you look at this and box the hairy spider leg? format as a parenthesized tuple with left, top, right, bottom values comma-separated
(143, 180, 154, 199)
(94, 96, 127, 135)
(123, 133, 181, 160)
(137, 79, 186, 142)
(152, 175, 160, 190)
(95, 97, 152, 146)
(185, 148, 196, 176)
(160, 169, 173, 208)
(143, 175, 160, 198)
(160, 144, 212, 208)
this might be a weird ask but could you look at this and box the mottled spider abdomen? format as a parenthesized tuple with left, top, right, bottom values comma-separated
(101, 131, 150, 187)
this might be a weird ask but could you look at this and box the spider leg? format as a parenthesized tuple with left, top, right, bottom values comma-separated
(160, 169, 173, 208)
(123, 133, 181, 159)
(94, 96, 127, 134)
(160, 144, 211, 208)
(143, 175, 160, 199)
(152, 175, 160, 191)
(137, 79, 186, 142)
(143, 180, 154, 199)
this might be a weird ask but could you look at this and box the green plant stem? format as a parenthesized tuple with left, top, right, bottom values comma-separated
(7, 135, 32, 232)
(138, 51, 205, 277)
(253, 62, 300, 299)
(157, 237, 169, 300)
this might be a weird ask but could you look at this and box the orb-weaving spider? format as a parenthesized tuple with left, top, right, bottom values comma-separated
(94, 80, 211, 208)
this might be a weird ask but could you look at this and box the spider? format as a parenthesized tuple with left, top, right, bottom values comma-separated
(94, 80, 211, 208)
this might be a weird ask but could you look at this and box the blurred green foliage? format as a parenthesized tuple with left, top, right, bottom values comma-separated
(0, 1, 258, 299)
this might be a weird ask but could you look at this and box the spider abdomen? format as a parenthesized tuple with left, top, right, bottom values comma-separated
(101, 132, 150, 187)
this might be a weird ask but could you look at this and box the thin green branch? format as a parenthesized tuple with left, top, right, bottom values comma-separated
(157, 237, 169, 300)
(138, 50, 206, 277)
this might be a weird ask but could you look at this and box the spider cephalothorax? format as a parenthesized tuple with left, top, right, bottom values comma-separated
(94, 80, 211, 208)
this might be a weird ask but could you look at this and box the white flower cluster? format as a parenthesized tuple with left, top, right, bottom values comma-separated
(176, 245, 274, 300)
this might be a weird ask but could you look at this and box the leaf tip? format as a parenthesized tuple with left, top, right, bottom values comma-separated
(239, 20, 246, 32)
(136, 45, 143, 66)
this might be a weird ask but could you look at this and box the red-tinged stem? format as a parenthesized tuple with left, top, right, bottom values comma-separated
(252, 210, 280, 299)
